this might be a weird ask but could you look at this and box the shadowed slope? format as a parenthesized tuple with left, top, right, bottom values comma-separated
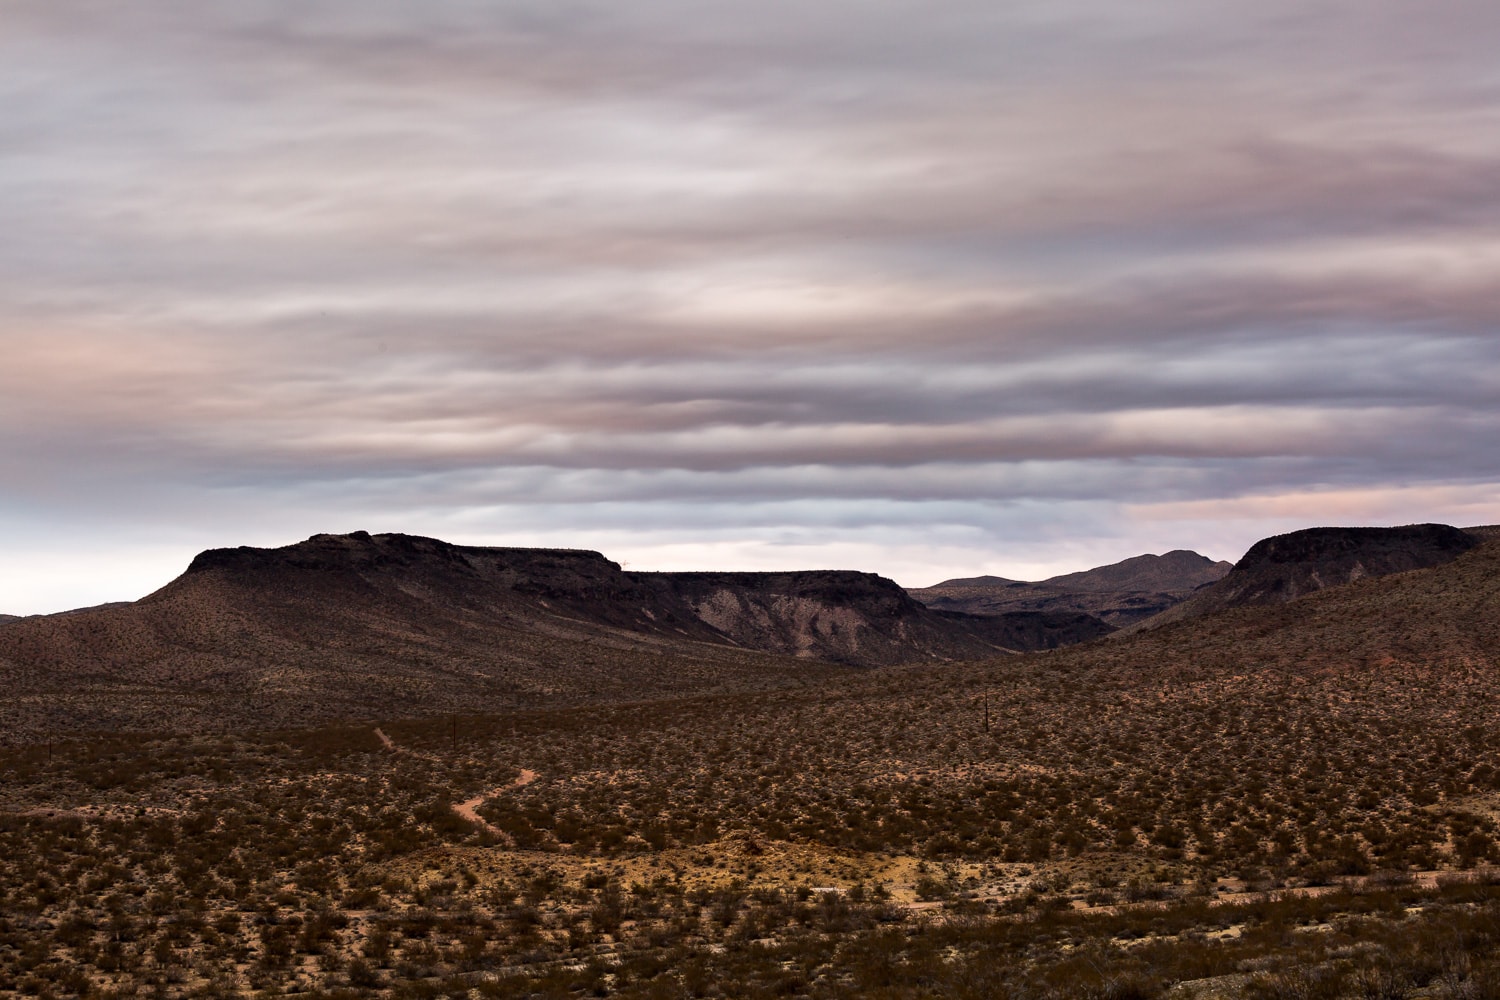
(1081, 530, 1500, 675)
(909, 550, 1230, 627)
(1041, 550, 1232, 593)
(0, 533, 837, 740)
(0, 531, 1110, 739)
(637, 570, 1111, 666)
(1136, 523, 1480, 630)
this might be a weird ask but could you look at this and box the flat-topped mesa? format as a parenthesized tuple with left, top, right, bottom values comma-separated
(185, 531, 618, 584)
(0, 528, 1127, 740)
(1237, 522, 1476, 569)
(171, 532, 1114, 666)
(172, 530, 718, 639)
(179, 531, 668, 602)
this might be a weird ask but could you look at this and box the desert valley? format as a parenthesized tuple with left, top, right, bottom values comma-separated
(1, 522, 1499, 998)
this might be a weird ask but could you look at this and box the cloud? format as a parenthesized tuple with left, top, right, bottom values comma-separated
(1, 0, 1499, 612)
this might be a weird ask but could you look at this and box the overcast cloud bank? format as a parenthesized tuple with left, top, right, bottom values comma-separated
(3, 1, 1499, 613)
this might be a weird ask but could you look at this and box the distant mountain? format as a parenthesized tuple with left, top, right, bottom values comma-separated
(1137, 524, 1481, 629)
(0, 531, 1110, 739)
(908, 550, 1232, 627)
(644, 570, 1110, 665)
(0, 614, 18, 624)
(928, 574, 1021, 588)
(1041, 550, 1233, 593)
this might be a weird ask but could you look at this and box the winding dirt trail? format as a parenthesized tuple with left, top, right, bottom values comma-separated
(372, 727, 537, 841)
(452, 770, 539, 838)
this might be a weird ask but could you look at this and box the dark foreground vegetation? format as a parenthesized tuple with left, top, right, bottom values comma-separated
(7, 646, 1500, 998)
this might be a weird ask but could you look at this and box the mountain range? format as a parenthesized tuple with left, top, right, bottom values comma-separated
(907, 549, 1233, 626)
(0, 531, 1106, 740)
(0, 522, 1490, 741)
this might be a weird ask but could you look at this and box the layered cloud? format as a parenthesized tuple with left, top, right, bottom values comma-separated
(2, 0, 1498, 612)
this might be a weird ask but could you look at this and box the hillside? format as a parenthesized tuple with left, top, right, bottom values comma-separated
(1137, 522, 1481, 629)
(636, 570, 1109, 665)
(0, 531, 1107, 739)
(1042, 549, 1232, 592)
(909, 549, 1231, 626)
(1074, 528, 1499, 682)
(0, 533, 807, 740)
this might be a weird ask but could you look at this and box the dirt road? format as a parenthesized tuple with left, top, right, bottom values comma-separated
(372, 727, 537, 841)
(451, 770, 539, 838)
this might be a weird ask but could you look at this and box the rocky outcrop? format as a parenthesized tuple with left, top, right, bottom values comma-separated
(1136, 524, 1480, 628)
(639, 571, 1113, 666)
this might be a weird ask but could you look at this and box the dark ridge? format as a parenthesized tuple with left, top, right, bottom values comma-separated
(1135, 523, 1480, 629)
(642, 569, 925, 615)
(175, 531, 718, 639)
(1039, 549, 1232, 593)
(932, 609, 1116, 651)
(1222, 523, 1477, 604)
(1238, 523, 1477, 569)
(908, 550, 1230, 628)
(926, 574, 1023, 588)
(185, 532, 614, 582)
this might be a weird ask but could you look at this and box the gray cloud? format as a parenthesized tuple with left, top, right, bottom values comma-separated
(2, 0, 1499, 613)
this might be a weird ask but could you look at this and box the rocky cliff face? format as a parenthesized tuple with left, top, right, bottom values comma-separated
(1137, 524, 1481, 628)
(639, 570, 1112, 666)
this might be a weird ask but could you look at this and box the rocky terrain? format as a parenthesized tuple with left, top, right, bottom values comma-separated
(909, 549, 1231, 626)
(0, 531, 1109, 739)
(1137, 522, 1482, 629)
(637, 570, 1109, 666)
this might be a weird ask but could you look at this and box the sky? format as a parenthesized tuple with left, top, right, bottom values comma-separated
(4, 1, 1500, 614)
